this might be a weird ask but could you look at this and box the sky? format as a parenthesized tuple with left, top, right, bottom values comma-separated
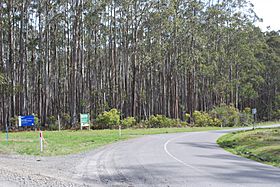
(249, 0, 280, 31)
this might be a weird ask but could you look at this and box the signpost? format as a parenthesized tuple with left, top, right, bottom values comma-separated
(252, 108, 257, 130)
(19, 115, 35, 127)
(5, 124, 8, 144)
(40, 131, 43, 152)
(80, 114, 90, 130)
(119, 125, 122, 137)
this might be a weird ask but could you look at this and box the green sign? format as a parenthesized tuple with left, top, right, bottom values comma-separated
(80, 114, 90, 130)
(81, 114, 90, 124)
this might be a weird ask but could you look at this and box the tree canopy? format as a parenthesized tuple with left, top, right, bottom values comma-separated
(0, 0, 279, 127)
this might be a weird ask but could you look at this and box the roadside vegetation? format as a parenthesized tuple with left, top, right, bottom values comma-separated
(0, 127, 225, 156)
(1, 1, 280, 132)
(82, 105, 255, 129)
(217, 128, 280, 167)
(6, 104, 256, 131)
(0, 120, 278, 156)
(1, 104, 278, 156)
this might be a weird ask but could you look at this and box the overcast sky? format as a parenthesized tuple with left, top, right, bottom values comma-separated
(249, 0, 280, 31)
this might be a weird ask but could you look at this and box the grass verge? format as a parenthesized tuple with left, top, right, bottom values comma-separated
(217, 127, 280, 167)
(0, 127, 224, 156)
(1, 121, 278, 157)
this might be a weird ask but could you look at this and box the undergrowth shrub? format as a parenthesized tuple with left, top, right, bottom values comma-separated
(272, 109, 280, 121)
(184, 113, 190, 123)
(96, 108, 120, 129)
(210, 104, 240, 127)
(146, 115, 180, 128)
(239, 107, 253, 126)
(121, 117, 137, 128)
(48, 115, 58, 130)
(192, 111, 221, 127)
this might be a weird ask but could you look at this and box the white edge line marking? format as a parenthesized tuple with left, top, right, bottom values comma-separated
(163, 134, 202, 173)
(164, 125, 280, 174)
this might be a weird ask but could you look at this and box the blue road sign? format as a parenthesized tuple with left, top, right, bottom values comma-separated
(19, 115, 35, 127)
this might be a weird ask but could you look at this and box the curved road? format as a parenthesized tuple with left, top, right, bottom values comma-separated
(75, 126, 280, 187)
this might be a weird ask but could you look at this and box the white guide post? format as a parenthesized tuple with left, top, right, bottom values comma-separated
(40, 131, 43, 152)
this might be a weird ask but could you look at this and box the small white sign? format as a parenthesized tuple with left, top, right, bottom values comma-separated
(252, 108, 257, 115)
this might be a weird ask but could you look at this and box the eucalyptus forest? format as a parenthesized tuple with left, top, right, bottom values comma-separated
(0, 0, 279, 128)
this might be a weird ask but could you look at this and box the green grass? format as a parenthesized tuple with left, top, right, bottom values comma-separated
(0, 121, 278, 157)
(0, 127, 224, 156)
(217, 127, 280, 167)
(255, 121, 280, 126)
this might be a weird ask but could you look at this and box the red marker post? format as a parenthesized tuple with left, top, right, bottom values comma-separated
(40, 131, 43, 152)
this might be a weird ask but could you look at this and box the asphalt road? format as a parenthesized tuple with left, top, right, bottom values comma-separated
(75, 125, 280, 187)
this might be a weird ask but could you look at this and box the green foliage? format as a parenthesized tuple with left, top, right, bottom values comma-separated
(192, 111, 208, 127)
(61, 113, 71, 128)
(0, 74, 5, 86)
(218, 128, 280, 167)
(10, 116, 18, 126)
(33, 114, 41, 129)
(239, 107, 253, 126)
(272, 110, 280, 121)
(210, 118, 223, 127)
(121, 117, 137, 128)
(240, 83, 258, 100)
(181, 121, 188, 127)
(49, 124, 59, 131)
(96, 108, 120, 129)
(47, 116, 57, 125)
(146, 115, 180, 128)
(184, 113, 190, 122)
(0, 127, 224, 156)
(34, 115, 39, 125)
(48, 116, 58, 131)
(0, 1, 279, 127)
(172, 119, 181, 128)
(146, 115, 166, 128)
(211, 104, 240, 127)
(275, 95, 280, 109)
(192, 111, 221, 127)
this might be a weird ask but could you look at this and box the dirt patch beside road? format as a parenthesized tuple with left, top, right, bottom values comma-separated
(0, 153, 88, 187)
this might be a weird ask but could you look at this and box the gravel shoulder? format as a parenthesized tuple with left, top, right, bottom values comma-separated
(0, 152, 87, 187)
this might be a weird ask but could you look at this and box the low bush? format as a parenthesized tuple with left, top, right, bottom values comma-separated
(239, 107, 253, 126)
(10, 116, 18, 127)
(210, 117, 222, 127)
(192, 111, 221, 127)
(272, 109, 280, 121)
(47, 115, 57, 125)
(48, 115, 58, 131)
(184, 113, 190, 123)
(146, 115, 167, 128)
(210, 104, 240, 127)
(34, 114, 39, 125)
(192, 111, 207, 127)
(33, 114, 41, 129)
(61, 113, 71, 128)
(146, 115, 180, 128)
(96, 108, 120, 129)
(121, 117, 137, 128)
(181, 121, 188, 127)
